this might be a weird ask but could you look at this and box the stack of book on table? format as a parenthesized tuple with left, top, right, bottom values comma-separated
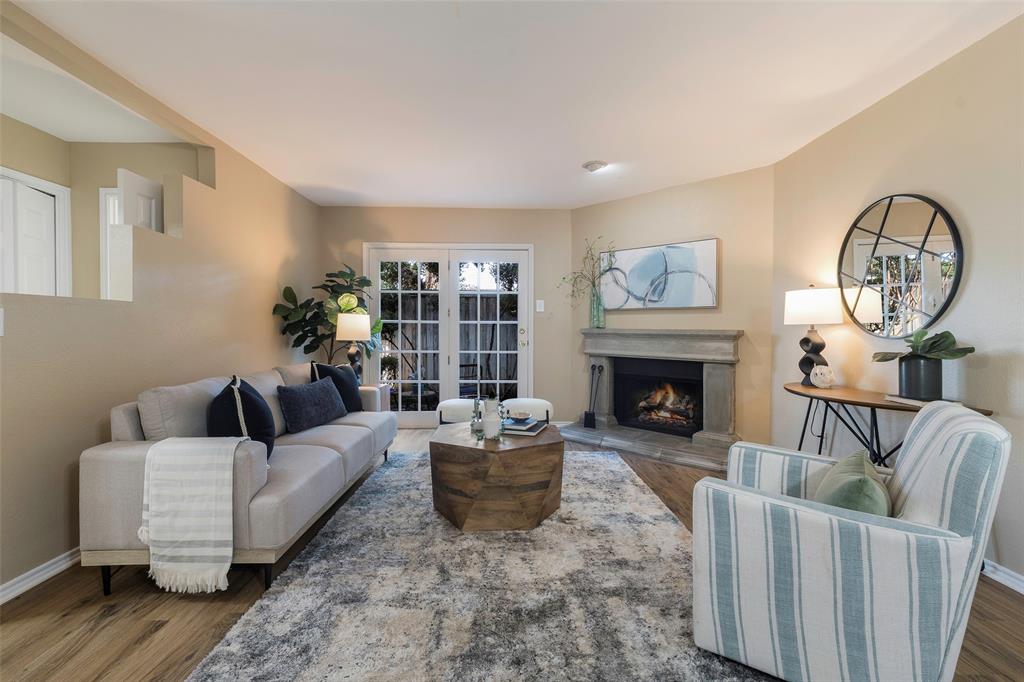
(502, 417, 547, 437)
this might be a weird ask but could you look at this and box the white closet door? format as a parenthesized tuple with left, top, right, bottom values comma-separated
(14, 183, 57, 295)
(0, 178, 14, 292)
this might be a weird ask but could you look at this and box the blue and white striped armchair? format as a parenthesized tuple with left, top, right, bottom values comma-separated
(692, 401, 1011, 682)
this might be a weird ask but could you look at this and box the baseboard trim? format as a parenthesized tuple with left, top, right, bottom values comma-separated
(0, 547, 80, 605)
(983, 560, 1024, 595)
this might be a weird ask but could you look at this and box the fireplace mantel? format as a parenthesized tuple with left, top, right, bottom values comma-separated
(581, 328, 743, 364)
(579, 328, 744, 450)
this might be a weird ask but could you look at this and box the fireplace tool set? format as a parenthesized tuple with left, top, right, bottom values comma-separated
(584, 364, 603, 428)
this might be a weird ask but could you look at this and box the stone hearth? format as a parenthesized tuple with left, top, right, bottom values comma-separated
(562, 328, 743, 471)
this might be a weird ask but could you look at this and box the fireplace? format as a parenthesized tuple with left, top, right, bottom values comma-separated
(613, 357, 703, 438)
(577, 328, 742, 451)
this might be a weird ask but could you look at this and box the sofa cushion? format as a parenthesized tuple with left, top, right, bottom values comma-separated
(240, 369, 287, 437)
(275, 362, 312, 387)
(330, 411, 397, 454)
(110, 402, 144, 442)
(275, 424, 375, 484)
(208, 376, 276, 457)
(313, 362, 363, 412)
(138, 376, 229, 440)
(278, 378, 347, 433)
(248, 444, 345, 550)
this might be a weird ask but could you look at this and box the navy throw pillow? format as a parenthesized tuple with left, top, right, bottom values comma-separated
(208, 376, 275, 456)
(278, 377, 347, 433)
(312, 362, 363, 412)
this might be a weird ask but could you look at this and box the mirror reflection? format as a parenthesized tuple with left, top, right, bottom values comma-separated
(838, 194, 962, 338)
(1, 36, 206, 300)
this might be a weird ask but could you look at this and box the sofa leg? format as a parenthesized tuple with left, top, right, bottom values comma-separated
(384, 449, 389, 462)
(100, 566, 112, 596)
(262, 563, 273, 590)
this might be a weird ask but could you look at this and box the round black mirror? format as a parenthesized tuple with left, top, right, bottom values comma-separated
(837, 194, 963, 338)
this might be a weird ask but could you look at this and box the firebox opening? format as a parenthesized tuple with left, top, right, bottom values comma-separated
(613, 357, 703, 438)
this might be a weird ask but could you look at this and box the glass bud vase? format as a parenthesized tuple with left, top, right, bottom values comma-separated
(589, 284, 606, 329)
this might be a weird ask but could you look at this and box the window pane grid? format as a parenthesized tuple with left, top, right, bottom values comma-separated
(456, 260, 520, 402)
(377, 259, 440, 413)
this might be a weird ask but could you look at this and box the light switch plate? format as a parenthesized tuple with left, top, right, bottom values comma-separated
(0, 308, 4, 336)
(535, 299, 544, 313)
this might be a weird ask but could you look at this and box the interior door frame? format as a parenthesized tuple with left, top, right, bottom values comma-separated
(363, 241, 535, 406)
(0, 166, 72, 297)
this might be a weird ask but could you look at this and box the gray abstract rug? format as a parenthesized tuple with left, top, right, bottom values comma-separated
(190, 451, 768, 681)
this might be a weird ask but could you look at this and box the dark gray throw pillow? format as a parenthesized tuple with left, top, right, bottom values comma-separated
(208, 376, 276, 456)
(277, 377, 347, 433)
(311, 362, 363, 412)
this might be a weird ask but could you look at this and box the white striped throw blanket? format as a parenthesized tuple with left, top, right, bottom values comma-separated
(138, 436, 246, 593)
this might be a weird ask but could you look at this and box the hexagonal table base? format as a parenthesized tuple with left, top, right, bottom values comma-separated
(429, 423, 564, 531)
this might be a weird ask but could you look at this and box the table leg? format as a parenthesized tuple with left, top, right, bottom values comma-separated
(817, 401, 827, 455)
(799, 398, 813, 450)
(869, 408, 881, 464)
(880, 440, 903, 465)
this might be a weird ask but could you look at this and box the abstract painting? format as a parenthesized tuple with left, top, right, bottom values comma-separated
(600, 238, 718, 309)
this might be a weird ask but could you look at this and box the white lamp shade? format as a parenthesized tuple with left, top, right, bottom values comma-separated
(336, 313, 372, 341)
(784, 287, 844, 326)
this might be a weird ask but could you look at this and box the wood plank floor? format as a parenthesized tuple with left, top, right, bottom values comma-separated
(1, 430, 1020, 681)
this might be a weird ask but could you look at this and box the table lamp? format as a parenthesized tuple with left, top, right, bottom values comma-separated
(336, 313, 372, 382)
(784, 285, 844, 386)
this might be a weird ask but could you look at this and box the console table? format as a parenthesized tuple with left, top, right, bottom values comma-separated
(784, 382, 993, 465)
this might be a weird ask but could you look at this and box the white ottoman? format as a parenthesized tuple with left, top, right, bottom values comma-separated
(437, 398, 476, 424)
(502, 398, 554, 423)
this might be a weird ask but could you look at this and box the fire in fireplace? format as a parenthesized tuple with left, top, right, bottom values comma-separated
(637, 382, 699, 430)
(613, 357, 703, 438)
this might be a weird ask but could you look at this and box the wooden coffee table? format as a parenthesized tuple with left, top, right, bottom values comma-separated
(429, 423, 564, 532)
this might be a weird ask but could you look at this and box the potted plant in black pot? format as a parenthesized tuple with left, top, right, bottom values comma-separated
(872, 329, 975, 401)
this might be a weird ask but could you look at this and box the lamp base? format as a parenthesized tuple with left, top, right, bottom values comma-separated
(347, 343, 362, 384)
(798, 326, 828, 386)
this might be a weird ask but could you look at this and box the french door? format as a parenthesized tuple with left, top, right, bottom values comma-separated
(366, 245, 532, 427)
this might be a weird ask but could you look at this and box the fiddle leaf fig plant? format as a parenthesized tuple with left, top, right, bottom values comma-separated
(872, 329, 975, 363)
(273, 265, 383, 365)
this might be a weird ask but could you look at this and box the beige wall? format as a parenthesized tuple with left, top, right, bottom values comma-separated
(0, 113, 70, 185)
(318, 206, 575, 419)
(0, 6, 321, 582)
(569, 167, 775, 442)
(68, 142, 198, 298)
(0, 114, 200, 299)
(772, 17, 1024, 573)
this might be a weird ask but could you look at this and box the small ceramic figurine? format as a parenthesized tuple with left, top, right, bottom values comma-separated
(810, 365, 836, 389)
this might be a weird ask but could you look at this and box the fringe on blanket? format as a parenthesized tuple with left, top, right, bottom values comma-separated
(149, 566, 230, 594)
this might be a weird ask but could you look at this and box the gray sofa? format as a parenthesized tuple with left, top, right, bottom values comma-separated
(79, 362, 397, 594)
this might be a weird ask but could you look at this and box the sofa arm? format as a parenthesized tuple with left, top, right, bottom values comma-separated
(79, 439, 268, 552)
(692, 478, 972, 682)
(358, 384, 390, 412)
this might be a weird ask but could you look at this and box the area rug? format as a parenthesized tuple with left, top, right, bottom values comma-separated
(189, 451, 768, 681)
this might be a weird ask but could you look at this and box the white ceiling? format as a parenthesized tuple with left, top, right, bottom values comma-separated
(0, 36, 182, 143)
(19, 1, 1022, 208)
